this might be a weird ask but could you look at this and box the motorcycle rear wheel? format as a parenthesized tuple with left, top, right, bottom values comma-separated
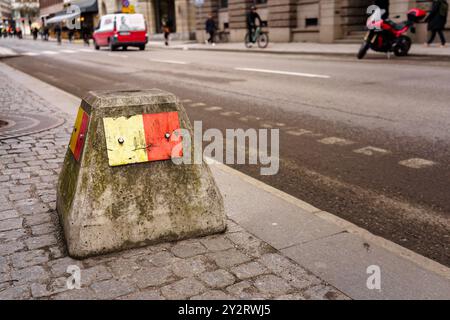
(394, 36, 412, 57)
(357, 42, 370, 59)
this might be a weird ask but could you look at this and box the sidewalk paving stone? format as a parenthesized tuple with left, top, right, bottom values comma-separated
(0, 67, 347, 300)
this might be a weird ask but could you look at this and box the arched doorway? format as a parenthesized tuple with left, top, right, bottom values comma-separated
(153, 0, 176, 33)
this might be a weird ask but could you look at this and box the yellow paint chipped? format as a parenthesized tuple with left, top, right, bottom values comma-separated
(69, 107, 84, 154)
(103, 115, 147, 166)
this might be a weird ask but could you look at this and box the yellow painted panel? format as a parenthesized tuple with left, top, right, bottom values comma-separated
(69, 107, 84, 154)
(103, 115, 148, 166)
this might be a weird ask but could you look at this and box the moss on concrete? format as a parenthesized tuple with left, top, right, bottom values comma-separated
(57, 89, 226, 258)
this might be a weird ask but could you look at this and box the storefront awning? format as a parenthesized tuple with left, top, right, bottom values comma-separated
(44, 0, 98, 24)
(68, 0, 98, 14)
(45, 12, 80, 24)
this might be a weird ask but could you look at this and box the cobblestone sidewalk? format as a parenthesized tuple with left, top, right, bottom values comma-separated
(0, 68, 349, 300)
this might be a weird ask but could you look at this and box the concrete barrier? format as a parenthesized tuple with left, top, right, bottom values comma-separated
(57, 89, 226, 258)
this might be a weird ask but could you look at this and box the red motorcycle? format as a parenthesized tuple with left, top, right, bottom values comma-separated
(357, 8, 427, 59)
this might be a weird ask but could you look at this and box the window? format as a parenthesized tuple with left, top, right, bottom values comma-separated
(254, 0, 267, 4)
(305, 18, 318, 27)
(220, 0, 228, 8)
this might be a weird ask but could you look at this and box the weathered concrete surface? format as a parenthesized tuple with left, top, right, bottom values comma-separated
(57, 89, 226, 258)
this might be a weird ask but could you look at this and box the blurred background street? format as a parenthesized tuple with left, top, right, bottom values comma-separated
(1, 37, 449, 267)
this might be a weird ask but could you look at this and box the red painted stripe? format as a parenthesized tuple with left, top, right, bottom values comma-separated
(142, 112, 183, 162)
(73, 112, 89, 162)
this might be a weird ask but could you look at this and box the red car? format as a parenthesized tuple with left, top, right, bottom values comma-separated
(93, 13, 148, 51)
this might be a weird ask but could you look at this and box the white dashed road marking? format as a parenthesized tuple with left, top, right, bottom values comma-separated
(399, 158, 436, 169)
(235, 67, 331, 79)
(150, 59, 189, 65)
(205, 106, 223, 111)
(189, 102, 206, 108)
(353, 146, 390, 156)
(181, 99, 192, 103)
(42, 50, 58, 55)
(319, 137, 355, 146)
(220, 111, 240, 117)
(23, 52, 40, 56)
(286, 129, 313, 136)
(60, 49, 77, 53)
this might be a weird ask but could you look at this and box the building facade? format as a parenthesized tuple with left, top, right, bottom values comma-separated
(1, 0, 12, 21)
(11, 0, 40, 33)
(99, 0, 196, 39)
(195, 0, 450, 43)
(39, 0, 63, 17)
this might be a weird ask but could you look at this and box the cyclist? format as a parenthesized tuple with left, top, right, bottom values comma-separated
(246, 5, 262, 43)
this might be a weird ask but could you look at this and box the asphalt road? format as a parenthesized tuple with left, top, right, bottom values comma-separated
(1, 38, 449, 266)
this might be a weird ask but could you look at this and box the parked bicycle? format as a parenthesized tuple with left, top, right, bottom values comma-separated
(245, 27, 269, 49)
(213, 30, 230, 43)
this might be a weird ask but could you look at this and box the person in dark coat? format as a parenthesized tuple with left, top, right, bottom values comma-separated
(162, 16, 172, 46)
(246, 6, 262, 43)
(32, 27, 38, 40)
(55, 23, 62, 45)
(425, 0, 448, 46)
(374, 0, 390, 20)
(205, 14, 216, 44)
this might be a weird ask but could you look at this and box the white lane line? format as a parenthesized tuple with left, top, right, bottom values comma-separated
(399, 158, 436, 169)
(23, 52, 40, 56)
(235, 67, 331, 79)
(78, 48, 94, 53)
(181, 99, 192, 103)
(107, 53, 128, 58)
(205, 106, 222, 111)
(60, 49, 77, 53)
(220, 111, 240, 117)
(42, 51, 58, 55)
(354, 146, 390, 156)
(319, 137, 354, 146)
(189, 102, 206, 108)
(286, 129, 312, 136)
(150, 59, 189, 65)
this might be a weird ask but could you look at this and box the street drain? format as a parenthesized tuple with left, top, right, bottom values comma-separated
(0, 113, 65, 140)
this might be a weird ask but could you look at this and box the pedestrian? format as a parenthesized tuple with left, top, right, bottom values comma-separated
(162, 16, 171, 46)
(55, 24, 62, 45)
(81, 25, 90, 46)
(68, 29, 74, 43)
(43, 25, 49, 41)
(32, 27, 38, 40)
(425, 0, 448, 47)
(374, 0, 390, 20)
(16, 27, 22, 39)
(205, 14, 216, 45)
